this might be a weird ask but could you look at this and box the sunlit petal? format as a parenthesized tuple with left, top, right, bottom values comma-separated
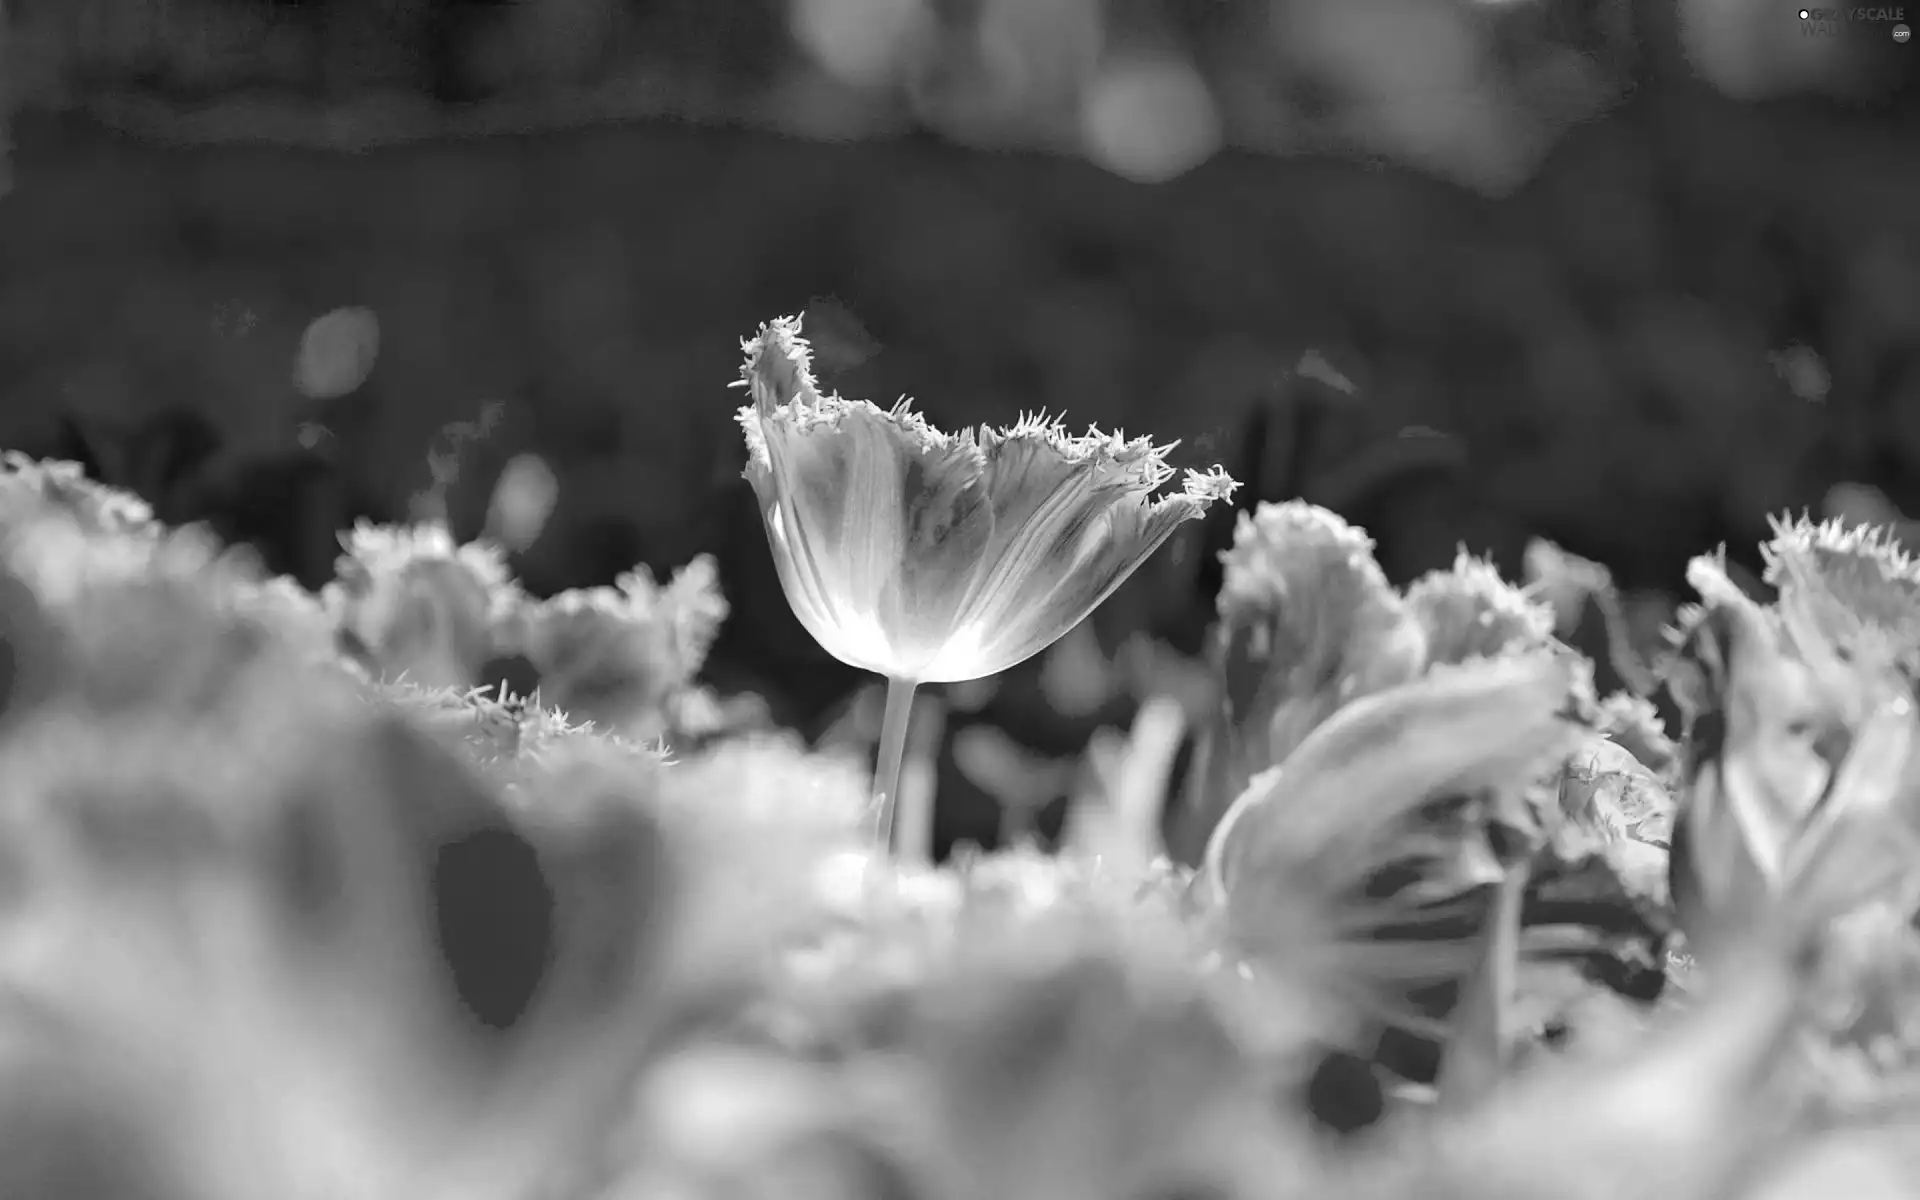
(740, 321, 996, 676)
(872, 433, 995, 669)
(937, 470, 1233, 682)
(949, 416, 1177, 631)
(733, 316, 1236, 685)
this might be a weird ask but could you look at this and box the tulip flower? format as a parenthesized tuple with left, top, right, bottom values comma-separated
(732, 316, 1236, 862)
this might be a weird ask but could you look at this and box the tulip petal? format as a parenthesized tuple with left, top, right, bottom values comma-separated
(936, 469, 1234, 682)
(751, 400, 909, 677)
(879, 447, 995, 671)
(733, 318, 1236, 684)
(739, 319, 994, 679)
(738, 324, 883, 672)
(950, 418, 1177, 630)
(748, 456, 867, 668)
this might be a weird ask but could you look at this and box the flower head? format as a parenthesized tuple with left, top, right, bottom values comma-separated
(1403, 548, 1555, 666)
(324, 521, 518, 691)
(507, 555, 729, 740)
(733, 316, 1236, 683)
(1760, 511, 1920, 676)
(1212, 501, 1429, 776)
(0, 453, 155, 535)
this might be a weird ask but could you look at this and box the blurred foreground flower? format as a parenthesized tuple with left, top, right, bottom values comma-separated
(1205, 650, 1587, 1037)
(732, 316, 1235, 862)
(1348, 929, 1817, 1200)
(1665, 531, 1920, 964)
(1178, 502, 1681, 1109)
(293, 306, 381, 402)
(0, 648, 680, 1200)
(1166, 502, 1427, 864)
(324, 522, 517, 693)
(507, 555, 730, 743)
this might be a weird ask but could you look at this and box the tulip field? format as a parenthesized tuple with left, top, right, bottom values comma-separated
(2, 317, 1920, 1199)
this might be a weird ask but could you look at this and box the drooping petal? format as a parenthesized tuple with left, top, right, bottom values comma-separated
(1783, 693, 1920, 924)
(1204, 651, 1586, 1038)
(1208, 651, 1584, 899)
(929, 467, 1236, 683)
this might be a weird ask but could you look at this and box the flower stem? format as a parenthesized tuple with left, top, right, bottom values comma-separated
(872, 676, 921, 860)
(1437, 861, 1529, 1108)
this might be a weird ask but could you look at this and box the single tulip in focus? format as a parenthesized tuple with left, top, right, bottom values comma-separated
(734, 317, 1237, 684)
(733, 316, 1236, 860)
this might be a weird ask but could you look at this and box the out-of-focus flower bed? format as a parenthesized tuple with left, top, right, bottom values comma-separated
(4, 0, 1920, 932)
(5, 433, 1920, 1199)
(4, 95, 1920, 734)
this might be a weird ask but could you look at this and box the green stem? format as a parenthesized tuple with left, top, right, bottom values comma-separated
(872, 676, 921, 860)
(1437, 861, 1530, 1108)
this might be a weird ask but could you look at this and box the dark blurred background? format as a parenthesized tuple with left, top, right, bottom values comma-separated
(0, 0, 1917, 807)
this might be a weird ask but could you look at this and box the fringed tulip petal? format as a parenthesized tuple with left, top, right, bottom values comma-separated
(932, 469, 1235, 683)
(734, 317, 1236, 685)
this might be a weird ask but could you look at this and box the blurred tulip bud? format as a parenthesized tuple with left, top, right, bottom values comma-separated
(486, 454, 559, 552)
(293, 307, 381, 402)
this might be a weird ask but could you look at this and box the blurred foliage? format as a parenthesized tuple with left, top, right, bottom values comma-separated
(1, 0, 1910, 193)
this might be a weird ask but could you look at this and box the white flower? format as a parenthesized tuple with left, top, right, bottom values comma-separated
(733, 316, 1236, 685)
